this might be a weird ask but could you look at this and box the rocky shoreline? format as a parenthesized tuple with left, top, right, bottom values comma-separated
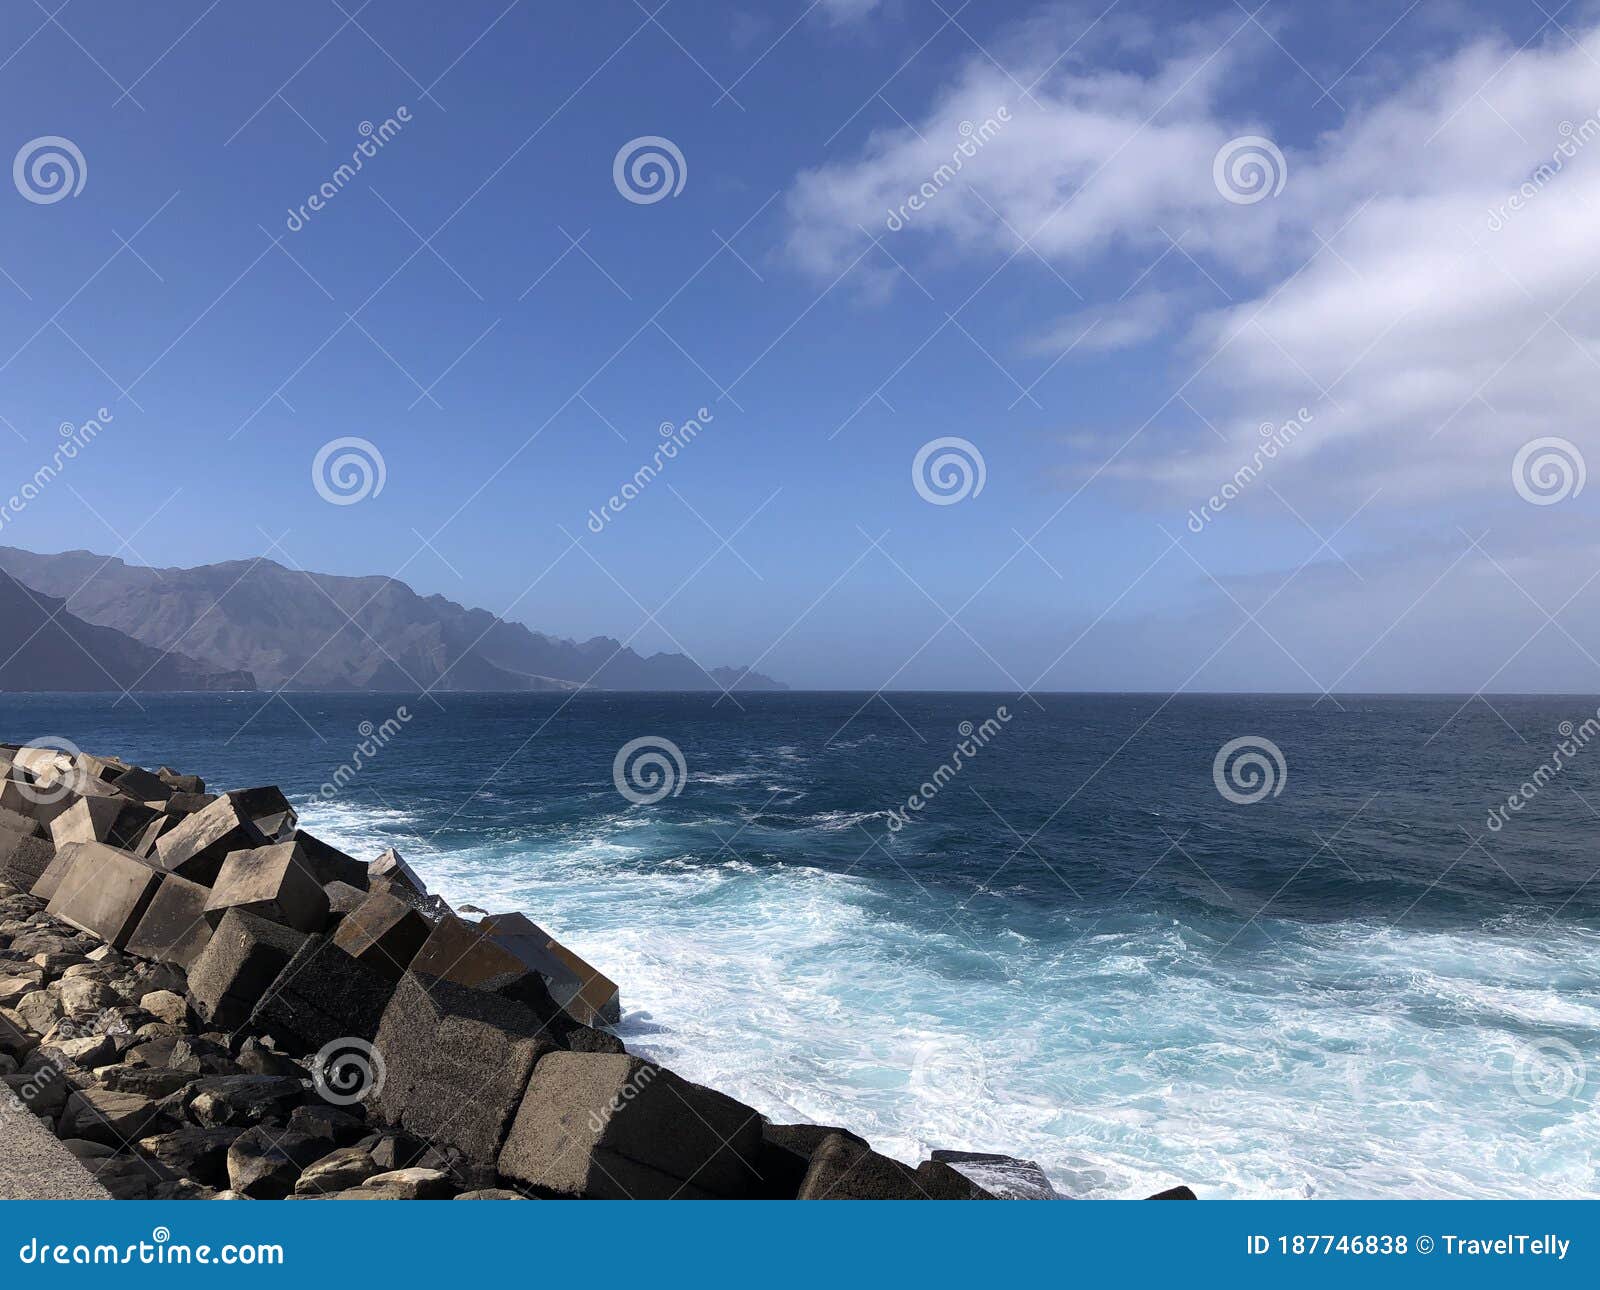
(0, 739, 1194, 1201)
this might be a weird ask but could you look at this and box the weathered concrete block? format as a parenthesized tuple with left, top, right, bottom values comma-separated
(110, 766, 172, 806)
(203, 843, 329, 933)
(371, 972, 550, 1184)
(47, 796, 124, 848)
(154, 796, 268, 885)
(369, 846, 423, 893)
(0, 778, 82, 832)
(292, 830, 368, 889)
(322, 881, 367, 926)
(164, 791, 216, 816)
(0, 804, 42, 838)
(498, 1051, 763, 1199)
(157, 768, 204, 795)
(929, 1149, 1061, 1199)
(0, 827, 53, 893)
(226, 787, 296, 839)
(481, 912, 620, 1027)
(44, 843, 164, 948)
(330, 890, 430, 978)
(77, 754, 129, 784)
(186, 909, 308, 1032)
(796, 1133, 992, 1200)
(125, 873, 215, 970)
(247, 936, 396, 1056)
(128, 813, 175, 858)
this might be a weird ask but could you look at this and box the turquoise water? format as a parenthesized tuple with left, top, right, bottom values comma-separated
(3, 691, 1597, 1198)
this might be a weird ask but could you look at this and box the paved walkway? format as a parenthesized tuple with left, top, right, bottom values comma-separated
(0, 1094, 108, 1199)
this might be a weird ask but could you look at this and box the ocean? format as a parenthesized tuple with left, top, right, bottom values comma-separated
(4, 690, 1597, 1199)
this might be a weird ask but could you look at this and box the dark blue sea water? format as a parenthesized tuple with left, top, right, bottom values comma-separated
(4, 690, 1597, 1198)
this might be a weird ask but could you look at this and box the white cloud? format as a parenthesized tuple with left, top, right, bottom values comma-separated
(783, 12, 1600, 512)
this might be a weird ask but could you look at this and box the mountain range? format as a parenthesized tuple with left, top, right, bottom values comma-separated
(0, 546, 785, 694)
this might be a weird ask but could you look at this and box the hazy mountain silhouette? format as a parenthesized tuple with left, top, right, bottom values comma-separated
(0, 547, 784, 693)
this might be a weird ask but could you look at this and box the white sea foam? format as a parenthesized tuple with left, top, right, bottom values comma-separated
(292, 796, 1600, 1199)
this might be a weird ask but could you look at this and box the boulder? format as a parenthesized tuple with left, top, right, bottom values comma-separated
(153, 797, 268, 885)
(330, 890, 429, 978)
(99, 1066, 200, 1099)
(44, 843, 163, 949)
(139, 990, 187, 1028)
(185, 909, 307, 1031)
(180, 1074, 306, 1128)
(58, 1088, 173, 1146)
(293, 831, 368, 889)
(137, 1125, 243, 1188)
(356, 1166, 455, 1199)
(203, 843, 329, 933)
(226, 1125, 330, 1198)
(1147, 1185, 1197, 1200)
(124, 873, 214, 970)
(455, 1188, 528, 1199)
(498, 1051, 764, 1199)
(796, 1133, 994, 1200)
(370, 971, 551, 1185)
(292, 1146, 380, 1195)
(288, 1103, 367, 1146)
(247, 936, 395, 1056)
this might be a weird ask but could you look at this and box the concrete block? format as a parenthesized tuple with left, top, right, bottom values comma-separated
(497, 1050, 763, 1198)
(482, 912, 620, 1027)
(330, 890, 430, 978)
(203, 843, 329, 933)
(292, 830, 368, 888)
(226, 787, 296, 839)
(154, 796, 268, 885)
(186, 909, 307, 1032)
(0, 828, 53, 893)
(125, 873, 215, 970)
(43, 843, 164, 948)
(248, 936, 396, 1055)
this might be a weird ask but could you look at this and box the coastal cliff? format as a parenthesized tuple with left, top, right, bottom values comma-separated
(0, 738, 1191, 1201)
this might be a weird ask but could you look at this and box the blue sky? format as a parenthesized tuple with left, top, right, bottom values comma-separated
(2, 0, 1598, 692)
